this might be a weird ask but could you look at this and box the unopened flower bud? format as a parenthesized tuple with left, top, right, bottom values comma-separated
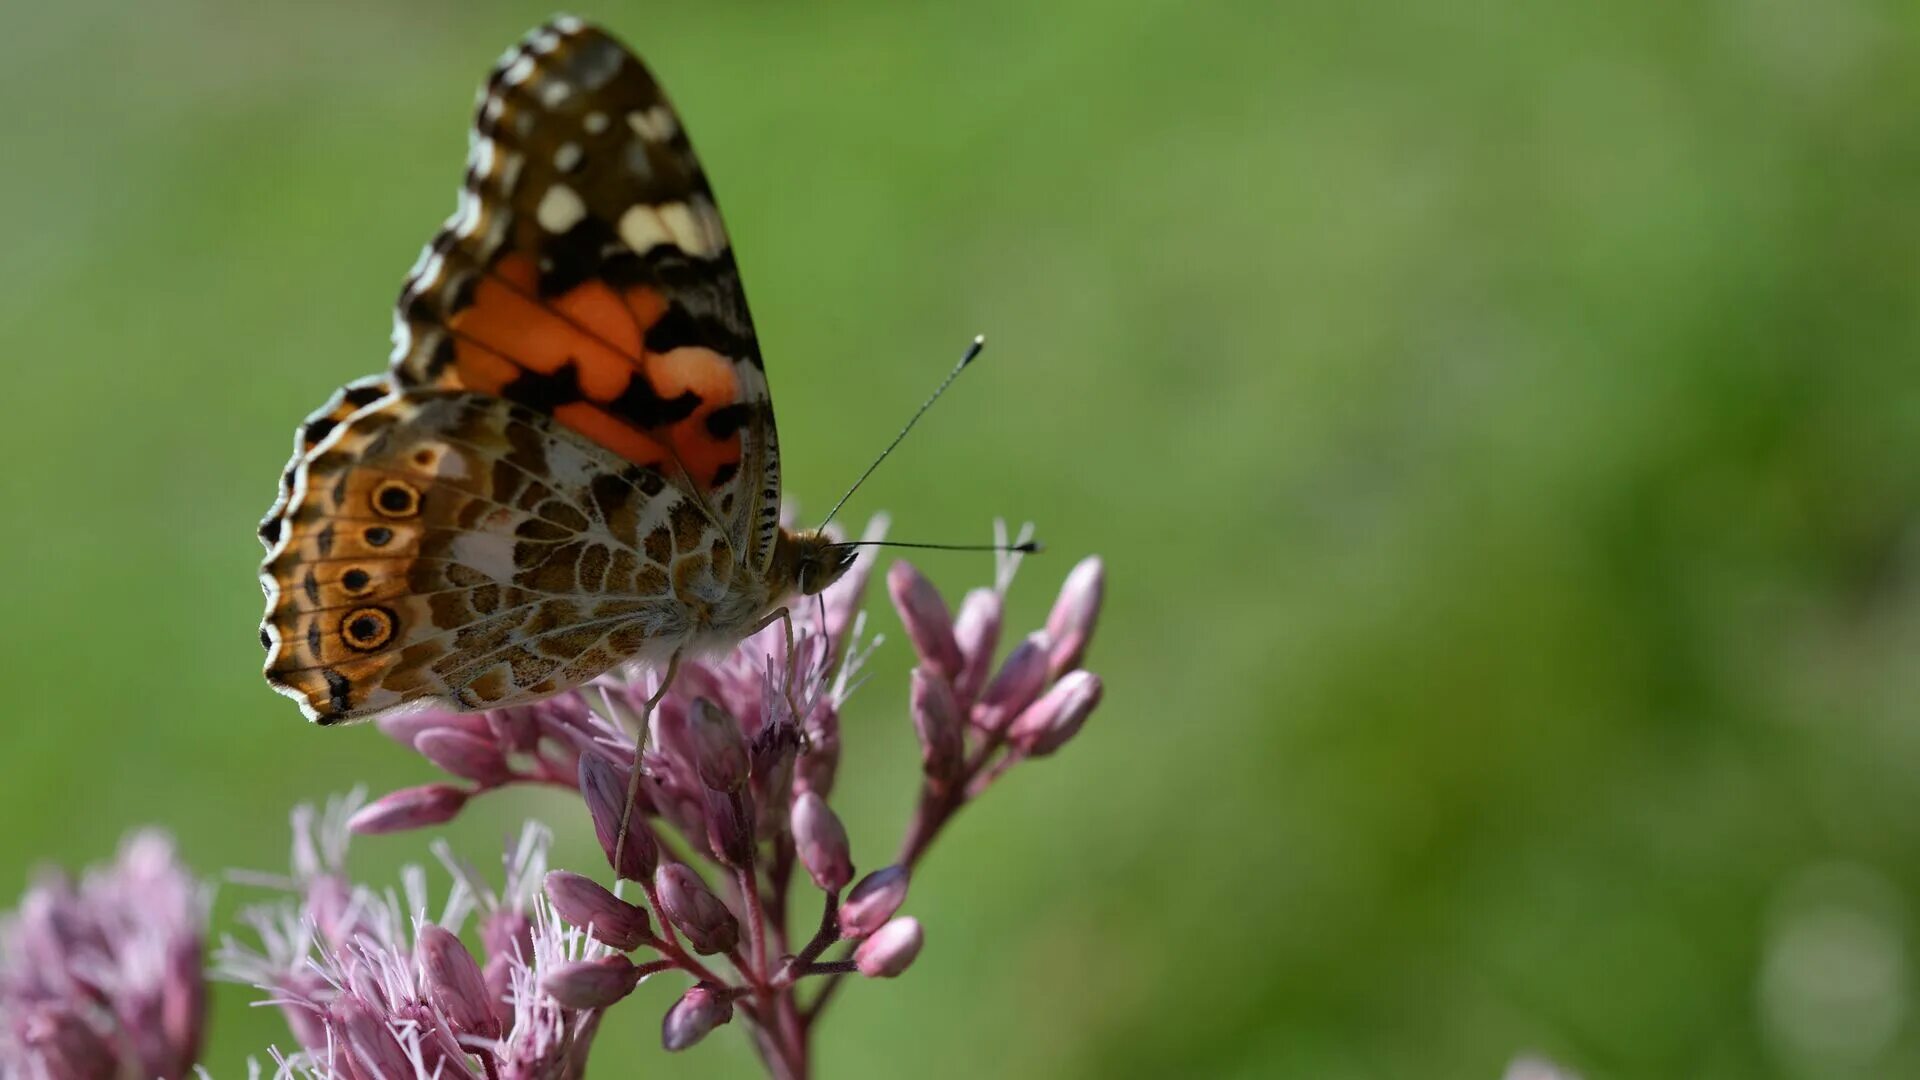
(888, 561, 963, 678)
(305, 873, 353, 946)
(951, 587, 1003, 703)
(972, 632, 1050, 732)
(704, 790, 754, 868)
(749, 727, 798, 840)
(485, 707, 541, 753)
(654, 863, 739, 955)
(24, 1010, 117, 1079)
(542, 955, 647, 1009)
(376, 710, 488, 750)
(479, 910, 532, 1034)
(795, 701, 841, 797)
(334, 996, 414, 1078)
(854, 917, 924, 977)
(662, 982, 735, 1051)
(1008, 671, 1103, 757)
(415, 728, 512, 785)
(910, 668, 965, 783)
(480, 908, 534, 969)
(544, 870, 651, 951)
(347, 784, 468, 834)
(579, 754, 657, 881)
(481, 957, 515, 1034)
(792, 791, 853, 893)
(839, 865, 909, 939)
(688, 698, 748, 793)
(417, 924, 501, 1039)
(1044, 556, 1104, 677)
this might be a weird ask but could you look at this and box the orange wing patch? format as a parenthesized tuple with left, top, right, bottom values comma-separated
(442, 253, 743, 486)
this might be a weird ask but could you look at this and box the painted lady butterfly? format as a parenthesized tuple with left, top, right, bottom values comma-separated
(258, 17, 860, 726)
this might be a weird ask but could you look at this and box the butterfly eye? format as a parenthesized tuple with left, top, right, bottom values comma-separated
(371, 480, 422, 518)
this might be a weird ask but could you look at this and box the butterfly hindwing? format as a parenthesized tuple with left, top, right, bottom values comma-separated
(389, 17, 780, 572)
(260, 388, 723, 724)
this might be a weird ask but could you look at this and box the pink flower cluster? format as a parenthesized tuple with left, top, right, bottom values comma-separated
(216, 795, 609, 1079)
(344, 521, 1106, 1077)
(0, 831, 206, 1080)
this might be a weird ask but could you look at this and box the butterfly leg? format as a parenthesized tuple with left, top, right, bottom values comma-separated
(614, 647, 682, 878)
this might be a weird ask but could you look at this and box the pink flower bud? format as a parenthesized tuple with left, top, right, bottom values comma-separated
(417, 924, 500, 1040)
(910, 668, 965, 784)
(1044, 555, 1103, 677)
(480, 908, 534, 969)
(1008, 671, 1103, 757)
(579, 754, 657, 881)
(661, 982, 735, 1051)
(654, 863, 739, 955)
(704, 790, 754, 868)
(951, 587, 1003, 703)
(972, 632, 1050, 732)
(274, 973, 332, 1051)
(795, 701, 841, 798)
(749, 729, 798, 841)
(347, 784, 468, 834)
(792, 791, 853, 893)
(333, 996, 414, 1078)
(21, 1010, 117, 1079)
(688, 698, 748, 792)
(482, 956, 515, 1034)
(376, 710, 488, 749)
(486, 706, 541, 753)
(415, 728, 512, 785)
(854, 917, 924, 977)
(888, 561, 962, 678)
(305, 873, 353, 946)
(541, 955, 647, 1009)
(544, 870, 652, 951)
(839, 865, 909, 939)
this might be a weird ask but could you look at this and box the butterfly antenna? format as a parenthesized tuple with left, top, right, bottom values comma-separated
(816, 334, 987, 533)
(830, 538, 1043, 554)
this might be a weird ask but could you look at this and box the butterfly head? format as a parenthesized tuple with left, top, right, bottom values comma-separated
(784, 530, 859, 597)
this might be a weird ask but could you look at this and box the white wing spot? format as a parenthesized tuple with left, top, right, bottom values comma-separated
(503, 55, 536, 86)
(584, 111, 609, 134)
(537, 184, 587, 233)
(451, 531, 517, 580)
(554, 142, 582, 172)
(619, 205, 670, 252)
(538, 78, 571, 108)
(659, 198, 726, 258)
(627, 106, 679, 142)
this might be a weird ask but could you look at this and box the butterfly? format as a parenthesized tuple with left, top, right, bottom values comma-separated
(258, 16, 858, 726)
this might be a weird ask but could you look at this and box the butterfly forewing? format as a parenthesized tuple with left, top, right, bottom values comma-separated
(391, 17, 778, 568)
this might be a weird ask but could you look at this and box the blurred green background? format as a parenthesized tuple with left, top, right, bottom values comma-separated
(4, 1, 1918, 1077)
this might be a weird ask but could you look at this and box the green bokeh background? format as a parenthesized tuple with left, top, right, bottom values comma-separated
(5, 2, 1919, 1077)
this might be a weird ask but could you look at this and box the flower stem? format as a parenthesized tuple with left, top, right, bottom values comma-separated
(777, 893, 840, 987)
